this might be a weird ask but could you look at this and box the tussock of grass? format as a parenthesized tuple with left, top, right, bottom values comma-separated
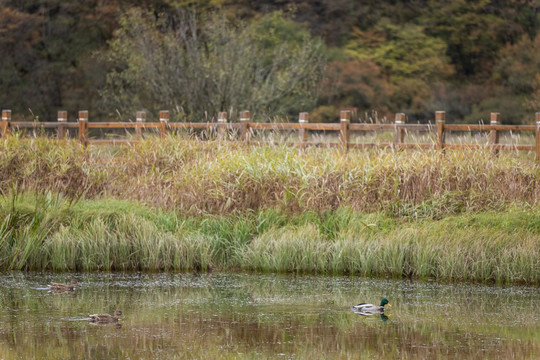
(0, 192, 538, 283)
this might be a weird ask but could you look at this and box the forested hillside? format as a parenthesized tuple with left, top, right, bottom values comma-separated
(0, 0, 539, 123)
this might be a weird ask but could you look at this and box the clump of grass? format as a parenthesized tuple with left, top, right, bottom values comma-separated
(0, 189, 69, 269)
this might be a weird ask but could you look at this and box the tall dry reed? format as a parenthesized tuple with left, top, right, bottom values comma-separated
(0, 136, 538, 217)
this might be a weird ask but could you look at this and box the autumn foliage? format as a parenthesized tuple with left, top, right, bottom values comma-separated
(0, 0, 539, 123)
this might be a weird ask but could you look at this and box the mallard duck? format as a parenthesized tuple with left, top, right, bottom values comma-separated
(351, 298, 391, 314)
(89, 310, 122, 323)
(48, 280, 78, 292)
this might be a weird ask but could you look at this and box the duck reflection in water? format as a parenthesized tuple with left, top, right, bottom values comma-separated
(89, 321, 123, 329)
(49, 288, 77, 297)
(351, 309, 390, 322)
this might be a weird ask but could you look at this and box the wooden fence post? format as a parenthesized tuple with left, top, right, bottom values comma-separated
(78, 110, 88, 146)
(394, 113, 405, 147)
(489, 112, 500, 155)
(340, 110, 351, 152)
(536, 112, 540, 164)
(217, 112, 227, 140)
(240, 110, 251, 143)
(435, 111, 446, 150)
(57, 111, 67, 140)
(159, 110, 169, 139)
(136, 111, 145, 140)
(1, 110, 11, 139)
(298, 112, 309, 148)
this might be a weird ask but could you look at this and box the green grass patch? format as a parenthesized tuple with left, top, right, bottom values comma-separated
(0, 191, 538, 284)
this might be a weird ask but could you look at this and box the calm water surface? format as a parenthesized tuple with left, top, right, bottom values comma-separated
(0, 272, 538, 359)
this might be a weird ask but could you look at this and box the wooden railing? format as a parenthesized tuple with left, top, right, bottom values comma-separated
(2, 109, 540, 160)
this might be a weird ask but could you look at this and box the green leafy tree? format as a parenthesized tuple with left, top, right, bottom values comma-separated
(101, 9, 326, 120)
(0, 0, 122, 121)
(314, 58, 392, 122)
(422, 0, 532, 78)
(346, 19, 453, 117)
(495, 34, 540, 95)
(0, 5, 45, 118)
(492, 34, 540, 122)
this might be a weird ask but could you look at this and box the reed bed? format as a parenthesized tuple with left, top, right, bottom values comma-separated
(0, 136, 538, 215)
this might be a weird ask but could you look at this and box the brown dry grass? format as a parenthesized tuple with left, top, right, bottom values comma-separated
(1, 135, 539, 217)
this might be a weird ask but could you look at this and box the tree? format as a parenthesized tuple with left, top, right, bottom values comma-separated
(0, 6, 45, 118)
(101, 9, 326, 120)
(421, 0, 536, 78)
(495, 34, 540, 95)
(346, 19, 453, 118)
(314, 58, 392, 122)
(494, 34, 540, 121)
(0, 0, 122, 121)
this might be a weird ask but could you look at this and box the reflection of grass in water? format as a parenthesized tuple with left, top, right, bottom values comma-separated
(0, 273, 538, 359)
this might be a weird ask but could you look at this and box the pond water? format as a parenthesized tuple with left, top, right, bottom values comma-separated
(0, 272, 538, 359)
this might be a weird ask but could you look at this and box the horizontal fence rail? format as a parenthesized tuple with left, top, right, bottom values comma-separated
(2, 109, 540, 161)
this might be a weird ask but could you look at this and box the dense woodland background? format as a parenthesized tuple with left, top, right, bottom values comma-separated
(0, 0, 539, 124)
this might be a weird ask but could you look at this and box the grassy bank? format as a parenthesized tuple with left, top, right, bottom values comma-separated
(0, 192, 538, 283)
(1, 137, 539, 282)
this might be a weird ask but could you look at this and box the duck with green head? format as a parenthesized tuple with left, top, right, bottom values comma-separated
(351, 298, 391, 314)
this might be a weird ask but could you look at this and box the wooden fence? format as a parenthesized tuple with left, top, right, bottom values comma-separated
(2, 109, 540, 160)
